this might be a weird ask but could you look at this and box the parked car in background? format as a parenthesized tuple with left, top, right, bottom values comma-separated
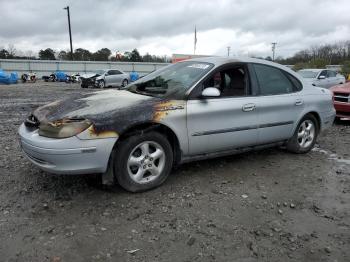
(331, 82, 350, 120)
(42, 73, 57, 82)
(19, 57, 335, 192)
(21, 72, 36, 83)
(94, 69, 130, 88)
(80, 70, 105, 88)
(298, 69, 345, 88)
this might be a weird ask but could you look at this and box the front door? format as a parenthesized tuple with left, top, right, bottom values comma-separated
(187, 64, 259, 155)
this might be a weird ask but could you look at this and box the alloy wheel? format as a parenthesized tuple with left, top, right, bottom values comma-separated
(297, 120, 315, 148)
(127, 141, 165, 184)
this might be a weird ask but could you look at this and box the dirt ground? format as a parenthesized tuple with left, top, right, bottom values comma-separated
(0, 82, 349, 262)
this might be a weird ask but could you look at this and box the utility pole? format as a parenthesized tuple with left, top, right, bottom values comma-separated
(227, 46, 231, 57)
(63, 6, 73, 60)
(271, 42, 277, 61)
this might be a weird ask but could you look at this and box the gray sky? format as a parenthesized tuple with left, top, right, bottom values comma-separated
(0, 0, 349, 58)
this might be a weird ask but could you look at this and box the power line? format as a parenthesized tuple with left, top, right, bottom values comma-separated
(63, 6, 73, 60)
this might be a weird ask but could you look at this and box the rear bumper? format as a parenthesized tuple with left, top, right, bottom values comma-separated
(18, 124, 117, 175)
(334, 102, 350, 118)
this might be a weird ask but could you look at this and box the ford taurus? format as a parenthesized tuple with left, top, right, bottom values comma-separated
(19, 57, 335, 192)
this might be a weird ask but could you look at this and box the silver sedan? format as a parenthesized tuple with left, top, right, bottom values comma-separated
(298, 68, 345, 88)
(94, 69, 130, 88)
(19, 57, 335, 192)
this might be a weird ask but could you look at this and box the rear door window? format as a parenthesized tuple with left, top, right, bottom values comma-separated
(253, 64, 294, 95)
(327, 70, 336, 77)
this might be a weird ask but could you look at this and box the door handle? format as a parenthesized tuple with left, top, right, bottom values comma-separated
(242, 103, 256, 112)
(295, 99, 303, 106)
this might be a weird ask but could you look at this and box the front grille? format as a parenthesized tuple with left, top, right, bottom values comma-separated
(334, 92, 349, 103)
(24, 114, 40, 128)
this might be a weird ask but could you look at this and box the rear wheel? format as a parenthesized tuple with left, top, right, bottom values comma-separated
(122, 79, 128, 87)
(114, 132, 173, 192)
(286, 114, 319, 153)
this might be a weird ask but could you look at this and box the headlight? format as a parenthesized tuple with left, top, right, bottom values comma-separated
(38, 118, 92, 138)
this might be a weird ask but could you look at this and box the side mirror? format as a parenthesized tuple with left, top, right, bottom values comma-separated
(318, 75, 326, 79)
(201, 87, 221, 97)
(104, 72, 109, 76)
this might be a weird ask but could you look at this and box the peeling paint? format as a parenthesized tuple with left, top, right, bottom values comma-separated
(153, 100, 185, 122)
(87, 125, 119, 138)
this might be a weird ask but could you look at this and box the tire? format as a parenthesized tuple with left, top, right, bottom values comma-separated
(98, 80, 105, 88)
(286, 114, 319, 154)
(114, 132, 173, 192)
(122, 79, 128, 87)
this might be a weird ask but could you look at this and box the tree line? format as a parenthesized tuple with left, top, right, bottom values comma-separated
(1, 41, 350, 74)
(0, 46, 170, 63)
(275, 40, 350, 71)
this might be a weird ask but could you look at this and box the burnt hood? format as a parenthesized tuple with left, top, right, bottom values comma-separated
(32, 89, 164, 134)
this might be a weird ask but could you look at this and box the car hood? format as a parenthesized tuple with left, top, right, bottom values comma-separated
(80, 73, 100, 79)
(330, 82, 350, 93)
(32, 90, 180, 135)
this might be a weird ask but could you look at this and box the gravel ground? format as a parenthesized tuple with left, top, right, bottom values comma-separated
(0, 82, 349, 262)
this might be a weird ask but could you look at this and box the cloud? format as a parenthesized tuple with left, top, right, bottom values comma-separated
(0, 0, 349, 57)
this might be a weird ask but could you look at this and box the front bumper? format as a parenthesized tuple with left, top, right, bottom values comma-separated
(18, 124, 118, 175)
(334, 102, 350, 118)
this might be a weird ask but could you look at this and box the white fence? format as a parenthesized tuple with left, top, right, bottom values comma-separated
(0, 59, 169, 77)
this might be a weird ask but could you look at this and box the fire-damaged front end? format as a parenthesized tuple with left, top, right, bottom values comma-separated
(18, 89, 186, 175)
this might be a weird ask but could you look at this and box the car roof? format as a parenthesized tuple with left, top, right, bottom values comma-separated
(182, 56, 303, 82)
(298, 69, 323, 72)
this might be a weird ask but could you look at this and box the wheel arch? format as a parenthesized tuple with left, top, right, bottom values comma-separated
(294, 111, 321, 135)
(116, 122, 182, 166)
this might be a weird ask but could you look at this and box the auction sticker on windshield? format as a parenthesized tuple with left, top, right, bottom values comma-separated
(187, 64, 210, 69)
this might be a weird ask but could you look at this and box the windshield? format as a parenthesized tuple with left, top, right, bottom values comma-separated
(93, 70, 106, 75)
(298, 70, 319, 78)
(126, 61, 214, 98)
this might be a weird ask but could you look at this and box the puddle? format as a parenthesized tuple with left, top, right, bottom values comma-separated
(312, 146, 350, 166)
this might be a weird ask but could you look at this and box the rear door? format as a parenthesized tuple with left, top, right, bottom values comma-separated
(113, 70, 124, 86)
(250, 63, 304, 144)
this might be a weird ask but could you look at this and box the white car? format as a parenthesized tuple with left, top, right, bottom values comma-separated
(298, 69, 345, 88)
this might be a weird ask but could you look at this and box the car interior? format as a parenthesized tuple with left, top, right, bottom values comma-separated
(203, 66, 248, 97)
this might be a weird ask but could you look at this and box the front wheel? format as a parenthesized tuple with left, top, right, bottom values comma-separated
(98, 80, 105, 88)
(114, 132, 173, 192)
(286, 114, 319, 153)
